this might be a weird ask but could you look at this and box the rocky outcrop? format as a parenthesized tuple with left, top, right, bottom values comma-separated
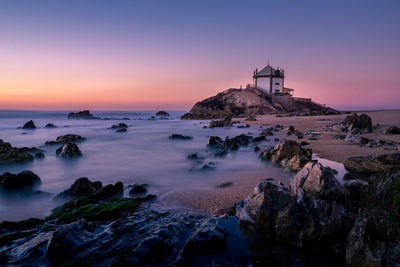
(236, 162, 354, 257)
(0, 139, 33, 163)
(208, 114, 232, 127)
(331, 113, 372, 134)
(344, 153, 400, 182)
(45, 134, 86, 145)
(68, 110, 99, 119)
(54, 177, 102, 201)
(56, 143, 82, 158)
(22, 120, 36, 129)
(346, 166, 400, 266)
(0, 171, 41, 193)
(181, 87, 338, 119)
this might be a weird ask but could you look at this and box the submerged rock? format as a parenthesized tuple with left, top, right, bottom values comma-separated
(385, 126, 400, 134)
(110, 123, 128, 129)
(169, 134, 193, 140)
(156, 111, 169, 117)
(45, 134, 86, 145)
(0, 170, 41, 193)
(67, 110, 98, 119)
(22, 120, 36, 129)
(56, 143, 82, 158)
(0, 139, 33, 163)
(128, 184, 147, 196)
(45, 123, 56, 128)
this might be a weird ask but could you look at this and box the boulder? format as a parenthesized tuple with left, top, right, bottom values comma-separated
(385, 126, 400, 134)
(208, 114, 232, 128)
(110, 123, 128, 129)
(0, 139, 33, 163)
(54, 177, 102, 201)
(22, 120, 36, 129)
(156, 111, 169, 117)
(67, 110, 98, 119)
(45, 123, 56, 128)
(283, 155, 310, 172)
(0, 170, 41, 192)
(56, 143, 82, 158)
(169, 134, 192, 140)
(263, 140, 312, 164)
(208, 136, 222, 146)
(335, 113, 372, 134)
(344, 153, 400, 177)
(34, 152, 45, 159)
(128, 184, 147, 196)
(45, 134, 86, 145)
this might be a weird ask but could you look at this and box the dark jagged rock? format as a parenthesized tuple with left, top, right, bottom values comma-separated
(110, 123, 128, 129)
(45, 123, 56, 128)
(331, 113, 372, 134)
(344, 153, 400, 182)
(128, 184, 147, 196)
(45, 134, 86, 145)
(208, 114, 232, 128)
(56, 143, 82, 158)
(0, 139, 33, 163)
(0, 170, 41, 193)
(208, 136, 222, 146)
(54, 177, 102, 201)
(169, 134, 193, 140)
(22, 120, 36, 129)
(156, 111, 169, 117)
(385, 126, 400, 134)
(68, 110, 99, 119)
(34, 152, 45, 159)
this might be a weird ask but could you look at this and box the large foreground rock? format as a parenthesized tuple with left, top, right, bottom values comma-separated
(236, 162, 354, 257)
(0, 170, 41, 193)
(0, 139, 33, 163)
(346, 167, 400, 266)
(54, 177, 102, 201)
(332, 113, 372, 134)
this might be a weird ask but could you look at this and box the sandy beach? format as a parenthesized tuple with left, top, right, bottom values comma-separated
(164, 110, 400, 214)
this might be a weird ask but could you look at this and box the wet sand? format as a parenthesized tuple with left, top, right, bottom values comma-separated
(165, 110, 400, 214)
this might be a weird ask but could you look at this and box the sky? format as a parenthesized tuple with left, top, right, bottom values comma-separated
(0, 0, 399, 111)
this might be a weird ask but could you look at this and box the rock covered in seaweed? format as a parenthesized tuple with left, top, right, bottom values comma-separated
(54, 177, 102, 201)
(0, 139, 33, 163)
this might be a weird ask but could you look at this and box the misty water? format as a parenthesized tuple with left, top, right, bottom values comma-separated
(0, 110, 297, 221)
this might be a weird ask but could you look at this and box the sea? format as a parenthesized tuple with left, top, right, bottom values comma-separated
(0, 110, 347, 221)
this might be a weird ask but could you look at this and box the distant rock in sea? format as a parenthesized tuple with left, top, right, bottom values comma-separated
(45, 123, 57, 128)
(181, 87, 339, 119)
(22, 120, 36, 129)
(45, 134, 86, 145)
(67, 110, 99, 119)
(156, 111, 169, 117)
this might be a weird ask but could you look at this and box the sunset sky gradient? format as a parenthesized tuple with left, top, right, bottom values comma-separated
(0, 0, 399, 110)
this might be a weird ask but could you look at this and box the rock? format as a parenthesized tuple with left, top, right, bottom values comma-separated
(34, 152, 45, 159)
(246, 115, 257, 121)
(344, 133, 361, 143)
(333, 113, 372, 134)
(346, 167, 400, 266)
(201, 164, 216, 171)
(251, 136, 266, 142)
(156, 111, 169, 117)
(342, 179, 368, 209)
(209, 114, 232, 127)
(187, 153, 198, 159)
(0, 170, 41, 193)
(181, 87, 338, 119)
(116, 128, 127, 132)
(56, 143, 82, 158)
(22, 120, 36, 129)
(283, 126, 295, 136)
(283, 155, 310, 172)
(45, 123, 56, 128)
(47, 219, 95, 264)
(67, 110, 98, 119)
(265, 140, 312, 164)
(54, 177, 103, 201)
(385, 126, 400, 134)
(216, 182, 234, 188)
(45, 134, 86, 145)
(169, 134, 193, 140)
(260, 130, 274, 136)
(344, 153, 400, 177)
(129, 184, 147, 196)
(289, 162, 349, 204)
(208, 136, 222, 146)
(0, 139, 33, 163)
(110, 123, 128, 129)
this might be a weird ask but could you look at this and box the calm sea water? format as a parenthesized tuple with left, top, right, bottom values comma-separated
(0, 110, 293, 221)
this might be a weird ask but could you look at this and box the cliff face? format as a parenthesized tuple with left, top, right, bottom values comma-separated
(181, 87, 339, 119)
